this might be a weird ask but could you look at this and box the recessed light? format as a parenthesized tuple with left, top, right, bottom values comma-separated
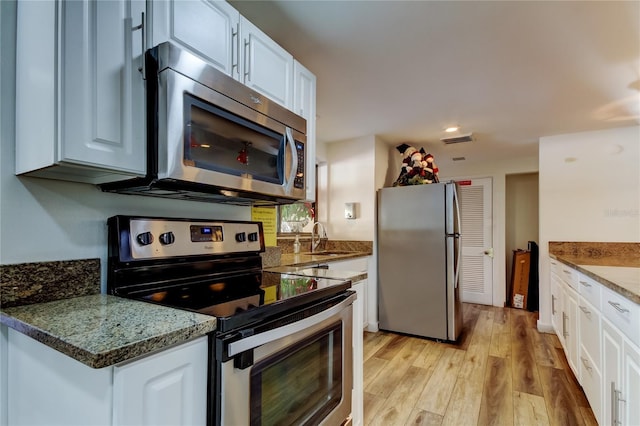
(445, 126, 460, 133)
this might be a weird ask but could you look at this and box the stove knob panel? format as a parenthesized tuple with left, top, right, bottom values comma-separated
(159, 232, 175, 245)
(136, 232, 154, 246)
(235, 232, 246, 243)
(248, 232, 259, 242)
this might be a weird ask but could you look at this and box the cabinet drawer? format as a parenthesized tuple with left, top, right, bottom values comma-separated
(578, 297, 601, 368)
(558, 263, 579, 291)
(579, 345, 602, 425)
(578, 273, 601, 309)
(601, 285, 640, 347)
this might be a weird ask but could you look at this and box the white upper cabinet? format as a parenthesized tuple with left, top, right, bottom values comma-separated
(15, 0, 146, 183)
(239, 16, 294, 108)
(151, 2, 294, 109)
(293, 61, 317, 201)
(150, 0, 240, 78)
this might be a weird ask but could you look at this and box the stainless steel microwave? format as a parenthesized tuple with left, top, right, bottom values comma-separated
(101, 42, 307, 205)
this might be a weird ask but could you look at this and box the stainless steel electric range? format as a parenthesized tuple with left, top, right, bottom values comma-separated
(107, 216, 354, 426)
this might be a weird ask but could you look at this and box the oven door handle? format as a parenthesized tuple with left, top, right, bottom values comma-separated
(228, 293, 356, 357)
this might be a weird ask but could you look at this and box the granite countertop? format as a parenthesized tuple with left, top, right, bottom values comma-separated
(266, 265, 368, 283)
(551, 254, 640, 304)
(0, 294, 216, 369)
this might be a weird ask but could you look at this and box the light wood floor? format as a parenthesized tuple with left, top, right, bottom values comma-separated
(363, 303, 598, 426)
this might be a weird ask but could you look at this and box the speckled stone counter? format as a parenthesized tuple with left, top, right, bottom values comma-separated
(550, 254, 640, 305)
(1, 294, 216, 368)
(278, 250, 372, 268)
(549, 241, 640, 304)
(265, 266, 368, 283)
(1, 258, 101, 308)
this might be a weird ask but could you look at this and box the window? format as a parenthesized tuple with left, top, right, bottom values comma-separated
(278, 165, 318, 234)
(279, 202, 315, 233)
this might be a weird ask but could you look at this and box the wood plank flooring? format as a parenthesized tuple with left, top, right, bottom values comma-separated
(363, 303, 598, 426)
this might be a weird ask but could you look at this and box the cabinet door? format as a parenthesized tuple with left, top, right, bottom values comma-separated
(239, 16, 293, 108)
(113, 337, 208, 426)
(603, 319, 623, 426)
(564, 285, 579, 376)
(550, 271, 563, 342)
(622, 341, 640, 426)
(62, 0, 146, 175)
(293, 60, 316, 202)
(151, 0, 240, 78)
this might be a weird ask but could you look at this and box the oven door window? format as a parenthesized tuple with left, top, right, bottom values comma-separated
(184, 94, 284, 185)
(250, 323, 343, 426)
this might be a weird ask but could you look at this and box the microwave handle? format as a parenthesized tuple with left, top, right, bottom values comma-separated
(283, 127, 297, 194)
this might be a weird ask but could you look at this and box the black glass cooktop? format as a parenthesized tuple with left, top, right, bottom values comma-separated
(131, 271, 350, 333)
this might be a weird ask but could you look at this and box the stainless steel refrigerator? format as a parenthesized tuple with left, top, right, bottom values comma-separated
(377, 182, 463, 341)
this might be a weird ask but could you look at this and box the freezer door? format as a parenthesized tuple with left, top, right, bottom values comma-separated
(377, 184, 448, 340)
(446, 182, 463, 340)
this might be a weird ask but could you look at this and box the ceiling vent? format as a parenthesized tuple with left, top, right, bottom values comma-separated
(441, 133, 474, 144)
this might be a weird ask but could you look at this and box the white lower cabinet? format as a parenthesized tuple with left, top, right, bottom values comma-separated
(113, 337, 208, 426)
(578, 297, 602, 423)
(563, 284, 580, 376)
(323, 257, 369, 426)
(603, 318, 640, 426)
(5, 328, 208, 426)
(550, 256, 640, 426)
(550, 267, 564, 344)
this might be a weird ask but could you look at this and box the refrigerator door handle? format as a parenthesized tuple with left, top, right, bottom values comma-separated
(453, 184, 462, 288)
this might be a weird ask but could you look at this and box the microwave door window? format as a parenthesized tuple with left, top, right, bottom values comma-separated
(184, 94, 284, 185)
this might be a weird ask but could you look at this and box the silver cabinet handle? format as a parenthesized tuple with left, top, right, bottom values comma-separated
(551, 295, 556, 315)
(563, 270, 572, 275)
(608, 301, 630, 314)
(243, 38, 251, 80)
(133, 12, 145, 77)
(579, 305, 591, 316)
(231, 23, 239, 77)
(562, 312, 568, 337)
(580, 280, 592, 287)
(580, 356, 592, 373)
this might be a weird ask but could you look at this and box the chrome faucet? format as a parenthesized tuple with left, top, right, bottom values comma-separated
(311, 222, 327, 252)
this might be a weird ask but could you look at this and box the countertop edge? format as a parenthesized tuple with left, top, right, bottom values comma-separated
(1, 295, 217, 369)
(550, 254, 640, 304)
(278, 251, 372, 268)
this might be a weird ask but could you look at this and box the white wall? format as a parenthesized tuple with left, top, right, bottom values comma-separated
(0, 4, 249, 289)
(537, 125, 640, 330)
(324, 136, 378, 240)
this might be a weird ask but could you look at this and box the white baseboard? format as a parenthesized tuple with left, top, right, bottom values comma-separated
(537, 320, 554, 333)
(365, 322, 379, 333)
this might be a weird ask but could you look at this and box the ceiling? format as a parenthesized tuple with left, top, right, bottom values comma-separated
(229, 0, 640, 165)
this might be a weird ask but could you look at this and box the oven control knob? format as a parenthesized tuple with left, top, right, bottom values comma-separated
(159, 232, 175, 245)
(136, 232, 154, 246)
(248, 232, 259, 242)
(235, 232, 246, 243)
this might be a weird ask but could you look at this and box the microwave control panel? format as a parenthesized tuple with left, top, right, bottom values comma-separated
(294, 141, 305, 189)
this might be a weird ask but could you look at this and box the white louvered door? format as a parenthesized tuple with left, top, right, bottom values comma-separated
(458, 178, 493, 305)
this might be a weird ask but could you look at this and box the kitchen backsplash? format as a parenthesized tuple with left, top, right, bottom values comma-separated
(0, 259, 101, 308)
(277, 238, 373, 254)
(549, 241, 640, 267)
